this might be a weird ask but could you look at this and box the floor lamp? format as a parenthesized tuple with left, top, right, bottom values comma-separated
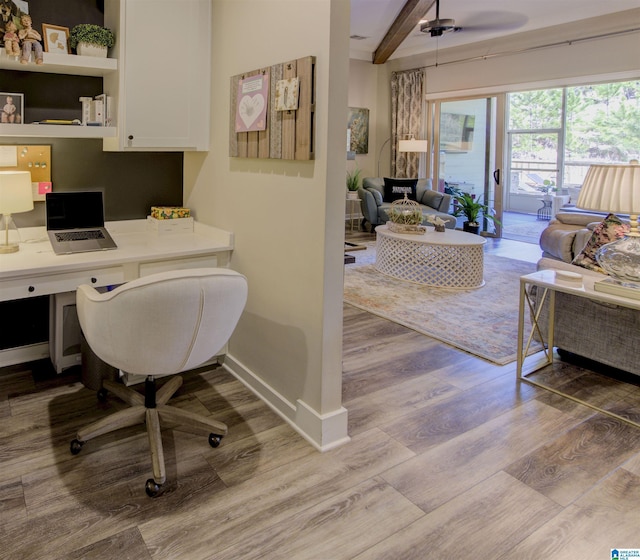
(377, 137, 391, 177)
(398, 138, 428, 178)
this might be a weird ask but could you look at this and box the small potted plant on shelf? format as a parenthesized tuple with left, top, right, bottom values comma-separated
(69, 24, 115, 57)
(346, 168, 361, 200)
(453, 192, 501, 234)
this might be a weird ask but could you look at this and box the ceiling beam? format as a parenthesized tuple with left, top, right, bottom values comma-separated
(373, 0, 436, 64)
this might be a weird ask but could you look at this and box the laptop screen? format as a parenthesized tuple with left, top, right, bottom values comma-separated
(46, 192, 105, 231)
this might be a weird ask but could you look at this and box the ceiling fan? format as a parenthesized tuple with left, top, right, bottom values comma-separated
(420, 0, 460, 37)
(420, 0, 528, 38)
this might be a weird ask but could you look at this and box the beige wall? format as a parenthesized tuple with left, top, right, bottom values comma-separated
(368, 9, 640, 143)
(347, 59, 393, 178)
(184, 0, 350, 450)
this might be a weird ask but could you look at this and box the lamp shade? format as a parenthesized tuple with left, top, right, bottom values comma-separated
(576, 162, 640, 283)
(576, 163, 640, 214)
(0, 171, 33, 214)
(398, 139, 428, 153)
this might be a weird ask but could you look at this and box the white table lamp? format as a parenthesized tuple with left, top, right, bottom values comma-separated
(0, 170, 34, 253)
(576, 161, 640, 283)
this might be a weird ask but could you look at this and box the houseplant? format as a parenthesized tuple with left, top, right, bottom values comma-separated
(538, 179, 559, 200)
(453, 192, 501, 234)
(346, 168, 361, 199)
(69, 24, 115, 57)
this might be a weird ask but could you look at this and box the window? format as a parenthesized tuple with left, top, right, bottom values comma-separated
(506, 80, 640, 196)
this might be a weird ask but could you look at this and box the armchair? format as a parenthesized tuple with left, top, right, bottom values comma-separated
(358, 177, 455, 232)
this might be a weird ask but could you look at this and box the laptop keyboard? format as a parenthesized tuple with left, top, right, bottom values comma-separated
(55, 230, 105, 242)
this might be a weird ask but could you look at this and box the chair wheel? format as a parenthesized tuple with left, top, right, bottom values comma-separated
(209, 433, 223, 448)
(145, 478, 162, 498)
(97, 388, 108, 402)
(70, 439, 84, 455)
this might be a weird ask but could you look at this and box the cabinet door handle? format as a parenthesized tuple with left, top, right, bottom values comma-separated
(28, 286, 35, 293)
(91, 277, 97, 284)
(128, 135, 134, 140)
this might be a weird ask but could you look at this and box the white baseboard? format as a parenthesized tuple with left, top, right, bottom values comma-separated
(223, 354, 350, 452)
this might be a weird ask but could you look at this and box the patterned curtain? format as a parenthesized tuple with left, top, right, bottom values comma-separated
(391, 68, 426, 178)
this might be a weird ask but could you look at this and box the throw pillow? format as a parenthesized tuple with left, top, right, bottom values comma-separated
(571, 213, 630, 273)
(383, 177, 418, 203)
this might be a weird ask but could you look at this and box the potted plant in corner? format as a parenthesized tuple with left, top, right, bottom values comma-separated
(69, 24, 115, 58)
(346, 168, 361, 200)
(453, 192, 501, 234)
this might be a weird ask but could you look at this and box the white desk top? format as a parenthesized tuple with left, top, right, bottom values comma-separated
(0, 220, 234, 282)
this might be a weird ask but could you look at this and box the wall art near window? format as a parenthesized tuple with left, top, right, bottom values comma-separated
(348, 107, 369, 154)
(42, 23, 70, 54)
(1, 92, 23, 123)
(235, 73, 269, 133)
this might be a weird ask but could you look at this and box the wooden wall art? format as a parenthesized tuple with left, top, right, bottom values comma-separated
(230, 56, 316, 160)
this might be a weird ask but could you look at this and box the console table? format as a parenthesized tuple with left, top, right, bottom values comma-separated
(517, 269, 640, 428)
(375, 225, 485, 288)
(0, 219, 234, 367)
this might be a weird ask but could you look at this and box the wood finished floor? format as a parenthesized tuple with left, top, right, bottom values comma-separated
(1, 233, 639, 559)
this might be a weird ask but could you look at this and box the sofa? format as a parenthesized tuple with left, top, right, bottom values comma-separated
(535, 211, 639, 375)
(358, 177, 455, 232)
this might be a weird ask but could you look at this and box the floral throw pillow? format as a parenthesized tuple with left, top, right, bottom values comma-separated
(571, 213, 630, 273)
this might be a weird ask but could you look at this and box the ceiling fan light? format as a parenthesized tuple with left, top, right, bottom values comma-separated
(420, 18, 457, 37)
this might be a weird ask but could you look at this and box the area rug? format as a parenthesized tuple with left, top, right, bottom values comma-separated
(343, 249, 540, 365)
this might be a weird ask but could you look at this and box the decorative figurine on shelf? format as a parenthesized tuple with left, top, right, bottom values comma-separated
(18, 14, 43, 65)
(3, 20, 20, 58)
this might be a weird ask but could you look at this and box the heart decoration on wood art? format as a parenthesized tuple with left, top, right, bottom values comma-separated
(235, 74, 269, 133)
(238, 94, 265, 129)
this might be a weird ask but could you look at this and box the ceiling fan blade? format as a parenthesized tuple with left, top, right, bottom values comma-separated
(456, 11, 528, 33)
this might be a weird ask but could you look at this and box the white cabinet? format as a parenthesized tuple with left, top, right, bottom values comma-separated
(103, 0, 211, 151)
(0, 0, 211, 151)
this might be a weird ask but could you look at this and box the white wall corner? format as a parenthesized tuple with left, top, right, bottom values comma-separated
(223, 354, 350, 452)
(295, 399, 350, 452)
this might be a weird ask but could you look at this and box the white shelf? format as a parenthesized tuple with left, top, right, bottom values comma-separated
(0, 124, 116, 139)
(0, 51, 117, 77)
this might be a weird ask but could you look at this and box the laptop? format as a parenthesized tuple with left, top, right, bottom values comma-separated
(46, 191, 118, 254)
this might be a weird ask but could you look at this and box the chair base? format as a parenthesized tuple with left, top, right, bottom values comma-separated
(70, 376, 227, 497)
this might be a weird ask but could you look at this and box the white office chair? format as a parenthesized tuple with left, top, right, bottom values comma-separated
(70, 268, 248, 497)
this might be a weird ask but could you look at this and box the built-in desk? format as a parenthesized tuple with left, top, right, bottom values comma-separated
(0, 219, 234, 366)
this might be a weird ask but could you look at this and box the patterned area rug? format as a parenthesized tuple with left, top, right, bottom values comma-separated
(344, 246, 539, 365)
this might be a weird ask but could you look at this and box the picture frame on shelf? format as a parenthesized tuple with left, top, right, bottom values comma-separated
(42, 24, 70, 54)
(1, 92, 24, 124)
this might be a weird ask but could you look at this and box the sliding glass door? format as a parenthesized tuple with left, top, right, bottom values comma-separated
(429, 96, 504, 236)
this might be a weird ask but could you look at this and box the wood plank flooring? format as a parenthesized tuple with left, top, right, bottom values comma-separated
(1, 233, 639, 559)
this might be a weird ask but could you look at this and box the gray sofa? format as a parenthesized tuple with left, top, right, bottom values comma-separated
(358, 177, 455, 232)
(535, 211, 639, 375)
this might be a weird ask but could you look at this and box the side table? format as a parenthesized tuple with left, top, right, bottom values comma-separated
(517, 269, 640, 428)
(536, 198, 552, 220)
(346, 195, 361, 232)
